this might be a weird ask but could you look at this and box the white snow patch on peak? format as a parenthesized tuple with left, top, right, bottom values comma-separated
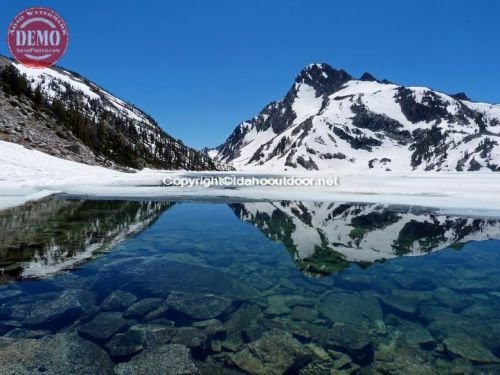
(207, 149, 219, 159)
(12, 62, 154, 127)
(305, 63, 326, 70)
(292, 83, 323, 125)
(14, 63, 100, 101)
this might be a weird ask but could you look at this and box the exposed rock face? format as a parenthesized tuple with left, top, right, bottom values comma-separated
(0, 86, 115, 167)
(210, 62, 500, 172)
(360, 72, 377, 82)
(0, 55, 217, 171)
(293, 63, 352, 97)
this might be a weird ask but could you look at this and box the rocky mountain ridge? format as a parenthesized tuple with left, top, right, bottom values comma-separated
(0, 55, 217, 171)
(211, 63, 500, 172)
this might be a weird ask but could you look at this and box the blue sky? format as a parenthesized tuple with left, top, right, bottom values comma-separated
(1, 1, 499, 149)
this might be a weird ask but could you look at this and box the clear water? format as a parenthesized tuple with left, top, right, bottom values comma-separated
(0, 198, 499, 374)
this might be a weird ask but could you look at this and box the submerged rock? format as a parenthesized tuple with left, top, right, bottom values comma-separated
(9, 289, 96, 328)
(300, 348, 358, 374)
(373, 346, 438, 375)
(304, 342, 331, 361)
(426, 312, 500, 349)
(101, 290, 138, 311)
(278, 320, 331, 344)
(231, 330, 311, 375)
(196, 358, 247, 375)
(114, 344, 199, 375)
(379, 294, 419, 316)
(192, 319, 222, 329)
(443, 334, 500, 364)
(105, 330, 146, 359)
(126, 259, 257, 298)
(0, 332, 113, 374)
(462, 303, 500, 320)
(319, 292, 382, 325)
(394, 276, 438, 291)
(431, 288, 474, 310)
(326, 324, 374, 365)
(166, 292, 232, 320)
(264, 295, 291, 316)
(417, 302, 454, 323)
(196, 319, 226, 340)
(4, 328, 50, 339)
(143, 302, 170, 321)
(77, 312, 133, 341)
(290, 306, 319, 322)
(260, 318, 314, 342)
(171, 327, 209, 358)
(128, 323, 175, 346)
(223, 304, 262, 352)
(123, 298, 163, 319)
(402, 325, 436, 349)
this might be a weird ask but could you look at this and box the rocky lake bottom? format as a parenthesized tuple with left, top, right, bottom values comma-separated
(0, 198, 499, 374)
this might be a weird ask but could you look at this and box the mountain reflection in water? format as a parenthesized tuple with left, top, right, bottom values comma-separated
(0, 198, 499, 282)
(0, 198, 173, 282)
(230, 201, 500, 275)
(0, 199, 500, 373)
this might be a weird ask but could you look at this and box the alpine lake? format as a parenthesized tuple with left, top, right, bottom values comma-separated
(0, 196, 499, 374)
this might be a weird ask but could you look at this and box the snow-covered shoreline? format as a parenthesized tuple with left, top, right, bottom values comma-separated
(1, 141, 500, 217)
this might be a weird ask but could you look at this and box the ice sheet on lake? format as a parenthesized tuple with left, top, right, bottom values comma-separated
(1, 140, 500, 217)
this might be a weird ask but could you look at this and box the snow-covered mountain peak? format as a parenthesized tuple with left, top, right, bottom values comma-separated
(211, 63, 500, 172)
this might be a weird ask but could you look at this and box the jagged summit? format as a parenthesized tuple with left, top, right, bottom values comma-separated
(451, 92, 471, 101)
(360, 72, 377, 82)
(294, 63, 352, 96)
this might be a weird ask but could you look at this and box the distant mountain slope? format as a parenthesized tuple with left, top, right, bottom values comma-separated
(212, 63, 500, 172)
(0, 55, 217, 171)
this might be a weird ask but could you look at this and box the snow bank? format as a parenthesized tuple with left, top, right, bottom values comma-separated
(1, 141, 500, 217)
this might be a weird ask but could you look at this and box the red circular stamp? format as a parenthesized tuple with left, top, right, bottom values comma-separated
(7, 7, 69, 68)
